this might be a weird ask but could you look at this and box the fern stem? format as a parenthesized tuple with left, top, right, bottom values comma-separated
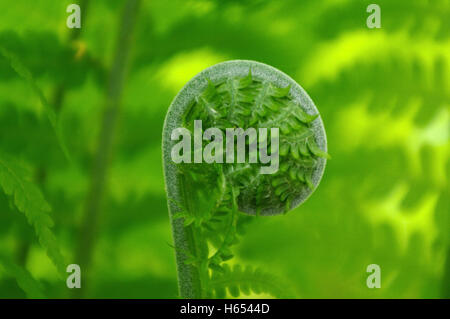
(168, 175, 205, 298)
(74, 0, 140, 297)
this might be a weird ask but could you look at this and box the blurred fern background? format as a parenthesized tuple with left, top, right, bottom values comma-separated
(0, 0, 448, 298)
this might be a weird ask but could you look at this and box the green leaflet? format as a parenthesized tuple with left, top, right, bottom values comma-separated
(210, 264, 293, 298)
(0, 47, 71, 162)
(0, 153, 66, 276)
(307, 138, 330, 159)
(0, 255, 45, 298)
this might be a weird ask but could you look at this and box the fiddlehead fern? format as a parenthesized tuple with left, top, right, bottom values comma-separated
(162, 60, 328, 298)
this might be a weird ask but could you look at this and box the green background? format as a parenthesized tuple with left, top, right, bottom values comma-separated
(0, 0, 448, 298)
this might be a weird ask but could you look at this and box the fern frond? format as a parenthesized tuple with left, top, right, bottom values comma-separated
(0, 153, 66, 276)
(164, 60, 328, 298)
(258, 99, 318, 130)
(208, 206, 238, 266)
(217, 74, 254, 127)
(303, 31, 450, 88)
(0, 47, 71, 161)
(0, 255, 45, 298)
(314, 0, 450, 41)
(249, 82, 286, 125)
(210, 264, 292, 298)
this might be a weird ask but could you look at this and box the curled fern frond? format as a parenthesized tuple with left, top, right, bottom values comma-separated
(163, 60, 328, 298)
(177, 64, 328, 215)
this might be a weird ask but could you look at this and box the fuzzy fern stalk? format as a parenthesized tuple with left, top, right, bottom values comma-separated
(162, 60, 328, 298)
